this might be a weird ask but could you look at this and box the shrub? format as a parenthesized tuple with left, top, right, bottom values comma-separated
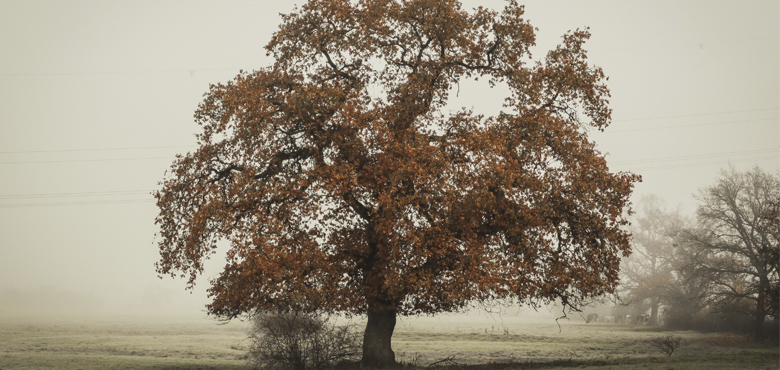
(649, 335, 682, 357)
(247, 311, 360, 370)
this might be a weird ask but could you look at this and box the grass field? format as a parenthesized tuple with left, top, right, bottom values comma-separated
(0, 313, 777, 369)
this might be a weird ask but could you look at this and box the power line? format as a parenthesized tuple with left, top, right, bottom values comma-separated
(0, 68, 244, 77)
(0, 190, 153, 200)
(0, 156, 173, 165)
(3, 37, 776, 77)
(606, 117, 777, 133)
(0, 145, 194, 155)
(590, 36, 778, 53)
(0, 199, 154, 208)
(611, 148, 779, 171)
(617, 155, 777, 172)
(0, 189, 156, 207)
(610, 148, 777, 166)
(611, 108, 778, 123)
(3, 157, 776, 207)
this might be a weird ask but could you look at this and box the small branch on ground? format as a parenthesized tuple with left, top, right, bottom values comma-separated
(649, 335, 682, 357)
(427, 356, 459, 367)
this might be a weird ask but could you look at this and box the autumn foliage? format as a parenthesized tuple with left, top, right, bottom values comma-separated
(154, 0, 638, 366)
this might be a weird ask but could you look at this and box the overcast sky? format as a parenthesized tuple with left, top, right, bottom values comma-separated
(0, 0, 777, 316)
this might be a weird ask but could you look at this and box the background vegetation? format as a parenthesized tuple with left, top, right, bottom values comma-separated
(614, 166, 778, 341)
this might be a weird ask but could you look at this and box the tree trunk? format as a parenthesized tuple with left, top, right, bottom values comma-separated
(362, 307, 397, 368)
(754, 278, 768, 340)
(754, 311, 766, 340)
(650, 297, 659, 326)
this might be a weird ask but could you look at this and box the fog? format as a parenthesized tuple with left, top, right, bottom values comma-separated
(0, 1, 777, 319)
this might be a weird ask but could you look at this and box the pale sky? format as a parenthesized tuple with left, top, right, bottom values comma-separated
(0, 0, 777, 316)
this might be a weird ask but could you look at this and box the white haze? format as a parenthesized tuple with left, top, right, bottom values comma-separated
(0, 0, 777, 319)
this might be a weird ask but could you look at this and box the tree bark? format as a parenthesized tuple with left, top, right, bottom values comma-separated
(362, 307, 397, 368)
(754, 278, 768, 340)
(754, 311, 766, 340)
(650, 297, 659, 326)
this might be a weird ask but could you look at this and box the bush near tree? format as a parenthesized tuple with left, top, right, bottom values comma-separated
(247, 311, 360, 370)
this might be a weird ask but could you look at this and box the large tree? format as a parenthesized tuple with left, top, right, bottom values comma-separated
(154, 0, 638, 366)
(681, 166, 779, 339)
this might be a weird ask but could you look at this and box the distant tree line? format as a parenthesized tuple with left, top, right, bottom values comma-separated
(619, 166, 779, 340)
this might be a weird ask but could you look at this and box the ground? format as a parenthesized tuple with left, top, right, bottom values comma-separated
(0, 312, 776, 369)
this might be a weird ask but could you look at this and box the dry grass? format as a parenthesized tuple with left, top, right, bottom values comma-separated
(0, 314, 249, 369)
(390, 314, 778, 370)
(699, 332, 755, 347)
(0, 313, 777, 370)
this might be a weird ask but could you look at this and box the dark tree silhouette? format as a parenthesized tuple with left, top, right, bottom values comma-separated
(681, 166, 779, 339)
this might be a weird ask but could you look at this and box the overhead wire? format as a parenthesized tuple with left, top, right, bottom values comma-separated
(1, 148, 777, 207)
(609, 149, 778, 172)
(605, 117, 777, 133)
(0, 189, 156, 208)
(610, 148, 777, 166)
(0, 108, 775, 160)
(0, 156, 174, 165)
(0, 190, 152, 200)
(1, 36, 776, 78)
(0, 199, 153, 208)
(2, 35, 775, 77)
(589, 36, 778, 53)
(0, 67, 243, 77)
(623, 155, 777, 172)
(0, 145, 194, 154)
(0, 105, 776, 206)
(611, 107, 778, 123)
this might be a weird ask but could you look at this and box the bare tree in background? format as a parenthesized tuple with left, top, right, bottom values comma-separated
(662, 225, 712, 330)
(681, 166, 779, 339)
(759, 195, 780, 323)
(621, 195, 682, 325)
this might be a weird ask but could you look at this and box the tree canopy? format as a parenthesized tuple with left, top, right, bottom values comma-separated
(154, 0, 639, 366)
